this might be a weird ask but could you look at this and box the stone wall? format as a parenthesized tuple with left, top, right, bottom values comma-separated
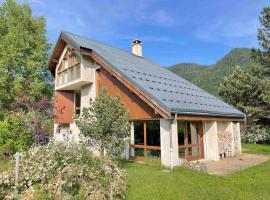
(217, 122, 234, 158)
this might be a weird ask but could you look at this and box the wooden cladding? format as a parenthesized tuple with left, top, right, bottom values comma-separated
(96, 67, 160, 120)
(57, 48, 80, 72)
(56, 48, 81, 87)
(54, 91, 75, 124)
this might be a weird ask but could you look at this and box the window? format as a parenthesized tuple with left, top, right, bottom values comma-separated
(134, 121, 144, 145)
(146, 120, 160, 146)
(131, 120, 160, 159)
(75, 92, 81, 115)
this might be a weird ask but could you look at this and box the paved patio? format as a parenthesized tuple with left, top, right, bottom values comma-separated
(205, 153, 270, 176)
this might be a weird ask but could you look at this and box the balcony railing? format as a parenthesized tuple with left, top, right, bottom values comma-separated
(56, 63, 81, 87)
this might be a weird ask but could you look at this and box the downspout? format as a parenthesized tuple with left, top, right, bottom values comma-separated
(170, 114, 177, 171)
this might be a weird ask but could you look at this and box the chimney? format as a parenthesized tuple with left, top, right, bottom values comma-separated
(132, 39, 142, 57)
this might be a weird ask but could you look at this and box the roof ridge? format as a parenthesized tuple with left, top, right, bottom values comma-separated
(62, 31, 158, 62)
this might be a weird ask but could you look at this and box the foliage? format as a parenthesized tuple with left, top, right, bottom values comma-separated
(75, 89, 130, 157)
(0, 142, 127, 200)
(252, 7, 270, 76)
(0, 0, 52, 109)
(219, 66, 270, 143)
(0, 96, 53, 159)
(169, 48, 256, 96)
(0, 112, 33, 159)
(0, 0, 53, 157)
(0, 160, 13, 173)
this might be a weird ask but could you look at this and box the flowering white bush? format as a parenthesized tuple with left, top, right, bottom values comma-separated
(0, 142, 126, 199)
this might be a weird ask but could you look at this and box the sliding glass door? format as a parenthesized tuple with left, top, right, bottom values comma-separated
(178, 121, 204, 161)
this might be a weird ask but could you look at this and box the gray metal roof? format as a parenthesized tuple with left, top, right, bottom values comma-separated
(61, 31, 245, 118)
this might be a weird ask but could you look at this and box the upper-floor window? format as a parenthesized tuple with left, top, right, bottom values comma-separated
(56, 48, 81, 86)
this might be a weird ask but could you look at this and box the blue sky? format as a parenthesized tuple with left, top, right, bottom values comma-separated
(19, 0, 269, 66)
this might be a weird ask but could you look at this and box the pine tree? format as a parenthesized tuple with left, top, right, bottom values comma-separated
(252, 7, 270, 77)
(219, 66, 270, 143)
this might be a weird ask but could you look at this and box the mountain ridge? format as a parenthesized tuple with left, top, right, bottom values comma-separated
(168, 48, 256, 96)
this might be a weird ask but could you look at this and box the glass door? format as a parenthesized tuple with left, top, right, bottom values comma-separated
(178, 121, 204, 161)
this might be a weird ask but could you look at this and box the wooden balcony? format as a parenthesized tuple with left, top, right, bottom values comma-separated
(55, 63, 93, 90)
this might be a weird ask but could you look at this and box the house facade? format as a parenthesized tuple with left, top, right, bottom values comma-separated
(48, 32, 245, 167)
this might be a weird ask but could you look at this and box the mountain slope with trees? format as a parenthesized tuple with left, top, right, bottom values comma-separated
(169, 48, 256, 96)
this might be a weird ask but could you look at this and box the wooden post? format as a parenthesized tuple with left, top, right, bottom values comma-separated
(14, 152, 21, 199)
(109, 181, 113, 200)
(143, 121, 147, 158)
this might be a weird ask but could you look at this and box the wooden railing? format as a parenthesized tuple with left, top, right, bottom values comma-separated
(56, 63, 81, 86)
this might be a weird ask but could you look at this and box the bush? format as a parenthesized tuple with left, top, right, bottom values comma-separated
(0, 142, 126, 200)
(243, 125, 270, 144)
(0, 112, 33, 159)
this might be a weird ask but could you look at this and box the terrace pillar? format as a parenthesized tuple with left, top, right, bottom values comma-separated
(130, 122, 135, 157)
(160, 119, 179, 167)
(204, 121, 219, 161)
(233, 122, 242, 155)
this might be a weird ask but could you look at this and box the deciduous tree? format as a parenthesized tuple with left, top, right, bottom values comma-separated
(0, 0, 52, 110)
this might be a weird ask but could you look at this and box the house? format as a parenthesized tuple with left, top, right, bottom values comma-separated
(48, 31, 245, 167)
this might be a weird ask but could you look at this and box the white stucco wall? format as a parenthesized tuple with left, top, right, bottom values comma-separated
(233, 122, 242, 155)
(160, 119, 179, 167)
(81, 84, 95, 110)
(204, 121, 219, 161)
(130, 122, 135, 157)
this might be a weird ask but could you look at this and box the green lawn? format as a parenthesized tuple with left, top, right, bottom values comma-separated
(123, 160, 270, 200)
(122, 144, 270, 200)
(242, 143, 270, 155)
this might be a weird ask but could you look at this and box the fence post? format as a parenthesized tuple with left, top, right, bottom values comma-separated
(14, 152, 21, 199)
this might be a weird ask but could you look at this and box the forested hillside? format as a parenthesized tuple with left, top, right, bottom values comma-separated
(169, 48, 256, 96)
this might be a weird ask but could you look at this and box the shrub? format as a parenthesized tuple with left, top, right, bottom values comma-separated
(0, 142, 126, 200)
(0, 112, 33, 159)
(242, 125, 270, 144)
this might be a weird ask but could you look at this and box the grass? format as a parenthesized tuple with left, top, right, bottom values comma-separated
(242, 143, 270, 155)
(122, 144, 270, 200)
(122, 160, 270, 200)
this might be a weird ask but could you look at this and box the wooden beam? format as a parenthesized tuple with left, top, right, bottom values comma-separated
(177, 115, 244, 122)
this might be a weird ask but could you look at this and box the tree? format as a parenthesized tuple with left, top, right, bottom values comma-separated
(75, 89, 130, 157)
(0, 0, 53, 157)
(219, 6, 270, 144)
(219, 66, 270, 143)
(0, 0, 52, 110)
(252, 7, 270, 77)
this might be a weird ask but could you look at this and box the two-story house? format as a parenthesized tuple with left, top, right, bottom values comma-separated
(48, 31, 245, 167)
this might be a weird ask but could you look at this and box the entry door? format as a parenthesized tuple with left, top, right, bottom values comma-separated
(178, 121, 204, 161)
